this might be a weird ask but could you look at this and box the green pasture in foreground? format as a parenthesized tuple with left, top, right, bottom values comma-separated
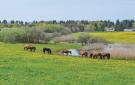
(73, 32, 135, 44)
(0, 42, 135, 85)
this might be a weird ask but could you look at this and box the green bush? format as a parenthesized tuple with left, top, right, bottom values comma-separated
(0, 28, 53, 43)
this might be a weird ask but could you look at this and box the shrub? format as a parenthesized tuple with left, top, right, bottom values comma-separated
(0, 27, 65, 43)
(53, 35, 75, 44)
(77, 33, 108, 46)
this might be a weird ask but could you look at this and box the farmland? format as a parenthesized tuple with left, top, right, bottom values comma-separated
(73, 32, 135, 44)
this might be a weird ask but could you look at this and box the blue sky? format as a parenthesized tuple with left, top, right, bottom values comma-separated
(0, 0, 135, 21)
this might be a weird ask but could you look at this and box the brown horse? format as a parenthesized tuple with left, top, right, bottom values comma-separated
(80, 50, 89, 58)
(89, 52, 102, 59)
(81, 52, 89, 58)
(24, 44, 36, 52)
(100, 52, 110, 59)
(61, 48, 72, 56)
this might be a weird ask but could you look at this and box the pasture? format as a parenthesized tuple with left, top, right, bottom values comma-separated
(73, 32, 135, 44)
(0, 42, 135, 85)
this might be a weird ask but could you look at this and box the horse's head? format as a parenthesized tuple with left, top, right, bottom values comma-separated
(89, 53, 93, 57)
(69, 51, 72, 54)
(61, 50, 64, 54)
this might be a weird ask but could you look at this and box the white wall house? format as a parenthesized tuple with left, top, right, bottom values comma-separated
(105, 27, 115, 32)
(124, 29, 135, 32)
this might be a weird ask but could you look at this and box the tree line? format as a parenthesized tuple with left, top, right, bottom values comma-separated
(0, 19, 135, 32)
(0, 19, 134, 43)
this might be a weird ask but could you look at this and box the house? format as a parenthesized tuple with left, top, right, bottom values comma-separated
(124, 29, 135, 32)
(105, 27, 115, 32)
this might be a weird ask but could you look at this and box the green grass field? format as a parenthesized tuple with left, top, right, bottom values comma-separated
(0, 42, 135, 85)
(73, 32, 135, 44)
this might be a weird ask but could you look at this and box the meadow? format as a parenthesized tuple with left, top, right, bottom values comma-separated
(73, 32, 135, 44)
(1, 42, 135, 85)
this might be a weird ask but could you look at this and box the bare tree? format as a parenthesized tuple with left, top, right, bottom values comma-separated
(78, 34, 90, 46)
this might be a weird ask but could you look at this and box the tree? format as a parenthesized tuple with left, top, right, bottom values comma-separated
(2, 20, 8, 24)
(115, 20, 123, 31)
(78, 34, 90, 46)
(132, 21, 135, 29)
(10, 20, 15, 24)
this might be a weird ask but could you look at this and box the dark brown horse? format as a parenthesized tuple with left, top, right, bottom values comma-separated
(43, 48, 52, 54)
(89, 52, 102, 59)
(100, 53, 110, 59)
(62, 49, 72, 56)
(24, 44, 36, 52)
(80, 50, 89, 58)
(89, 52, 110, 59)
(81, 52, 89, 58)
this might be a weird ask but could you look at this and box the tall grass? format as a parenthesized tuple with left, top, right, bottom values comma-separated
(107, 45, 135, 60)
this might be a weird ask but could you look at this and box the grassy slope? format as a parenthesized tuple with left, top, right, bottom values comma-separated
(0, 43, 135, 85)
(73, 32, 135, 44)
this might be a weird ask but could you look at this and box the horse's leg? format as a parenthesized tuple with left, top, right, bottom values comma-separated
(100, 55, 102, 59)
(96, 56, 98, 59)
(86, 54, 88, 58)
(90, 53, 93, 58)
(49, 51, 52, 54)
(103, 56, 105, 59)
(107, 54, 110, 60)
(43, 50, 44, 54)
(82, 55, 84, 58)
(67, 53, 68, 56)
(26, 48, 28, 51)
(93, 55, 96, 59)
(93, 55, 95, 59)
(33, 49, 35, 52)
(30, 48, 32, 52)
(95, 55, 97, 59)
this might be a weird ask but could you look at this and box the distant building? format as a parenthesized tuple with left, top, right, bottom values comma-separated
(124, 29, 135, 32)
(105, 27, 115, 32)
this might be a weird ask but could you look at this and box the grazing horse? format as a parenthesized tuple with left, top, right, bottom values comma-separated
(89, 52, 102, 59)
(101, 53, 110, 59)
(80, 51, 88, 58)
(80, 50, 88, 58)
(24, 44, 32, 50)
(62, 48, 72, 56)
(24, 44, 36, 52)
(43, 48, 52, 54)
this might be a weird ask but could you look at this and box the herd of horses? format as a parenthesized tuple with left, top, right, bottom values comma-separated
(24, 44, 52, 54)
(80, 50, 110, 59)
(24, 44, 110, 60)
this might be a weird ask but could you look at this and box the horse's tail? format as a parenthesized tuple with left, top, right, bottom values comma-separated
(50, 50, 52, 54)
(43, 48, 45, 53)
(107, 53, 110, 59)
(24, 47, 25, 50)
